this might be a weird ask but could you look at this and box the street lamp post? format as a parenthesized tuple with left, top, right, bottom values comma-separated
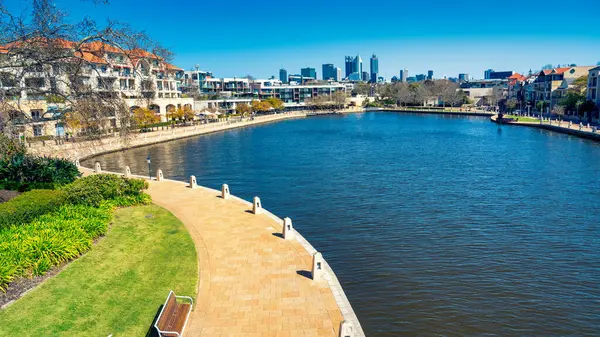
(147, 154, 151, 180)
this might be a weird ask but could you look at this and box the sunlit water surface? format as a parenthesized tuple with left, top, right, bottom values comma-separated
(86, 112, 600, 336)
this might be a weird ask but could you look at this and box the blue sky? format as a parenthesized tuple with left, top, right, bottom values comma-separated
(7, 0, 600, 79)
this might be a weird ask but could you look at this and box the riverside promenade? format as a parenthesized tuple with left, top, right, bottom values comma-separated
(27, 112, 311, 160)
(491, 115, 600, 141)
(82, 167, 364, 337)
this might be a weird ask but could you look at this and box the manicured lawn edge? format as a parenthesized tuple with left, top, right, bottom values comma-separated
(0, 204, 198, 336)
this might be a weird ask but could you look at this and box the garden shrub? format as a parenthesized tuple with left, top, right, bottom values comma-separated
(0, 204, 112, 291)
(0, 173, 152, 292)
(0, 154, 80, 191)
(0, 189, 67, 230)
(62, 174, 148, 207)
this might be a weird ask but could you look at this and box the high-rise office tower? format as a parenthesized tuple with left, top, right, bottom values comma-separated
(345, 56, 354, 78)
(458, 73, 470, 82)
(362, 71, 369, 82)
(370, 54, 379, 83)
(279, 68, 288, 83)
(322, 64, 335, 80)
(335, 67, 342, 81)
(354, 55, 363, 77)
(301, 67, 317, 79)
(399, 69, 408, 82)
(484, 69, 494, 79)
(427, 70, 434, 80)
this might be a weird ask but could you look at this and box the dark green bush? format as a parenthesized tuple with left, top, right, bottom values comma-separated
(0, 154, 80, 190)
(0, 189, 67, 230)
(62, 174, 148, 207)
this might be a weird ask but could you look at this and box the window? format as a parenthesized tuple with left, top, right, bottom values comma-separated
(592, 89, 597, 100)
(30, 109, 42, 120)
(33, 125, 43, 137)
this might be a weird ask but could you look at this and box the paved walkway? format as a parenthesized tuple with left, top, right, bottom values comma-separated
(146, 179, 344, 337)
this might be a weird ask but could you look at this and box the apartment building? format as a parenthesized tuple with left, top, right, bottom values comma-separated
(0, 39, 193, 137)
(532, 66, 594, 109)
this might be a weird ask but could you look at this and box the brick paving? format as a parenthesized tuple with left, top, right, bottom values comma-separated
(146, 180, 343, 337)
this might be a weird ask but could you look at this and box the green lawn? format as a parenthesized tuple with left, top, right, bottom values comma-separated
(504, 115, 540, 123)
(0, 205, 197, 336)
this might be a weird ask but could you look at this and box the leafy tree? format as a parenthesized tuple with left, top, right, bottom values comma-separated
(536, 101, 548, 112)
(559, 92, 585, 114)
(250, 100, 272, 113)
(183, 106, 195, 121)
(265, 97, 284, 110)
(235, 103, 251, 116)
(133, 108, 159, 129)
(571, 75, 589, 94)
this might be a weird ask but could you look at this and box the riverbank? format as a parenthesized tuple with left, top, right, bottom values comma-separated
(27, 112, 312, 160)
(491, 115, 600, 142)
(81, 165, 365, 336)
(372, 108, 494, 117)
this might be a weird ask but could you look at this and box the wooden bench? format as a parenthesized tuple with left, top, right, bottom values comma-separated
(154, 290, 193, 337)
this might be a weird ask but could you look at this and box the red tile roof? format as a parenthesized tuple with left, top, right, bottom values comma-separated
(74, 51, 108, 64)
(553, 67, 570, 74)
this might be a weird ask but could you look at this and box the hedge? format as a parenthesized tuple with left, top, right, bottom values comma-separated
(62, 174, 148, 207)
(0, 190, 67, 230)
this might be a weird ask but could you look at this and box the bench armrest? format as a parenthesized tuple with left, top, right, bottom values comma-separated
(175, 295, 194, 306)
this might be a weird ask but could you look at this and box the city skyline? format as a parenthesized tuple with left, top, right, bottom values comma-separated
(4, 0, 600, 79)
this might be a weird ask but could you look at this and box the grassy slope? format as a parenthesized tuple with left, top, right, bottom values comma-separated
(0, 205, 197, 336)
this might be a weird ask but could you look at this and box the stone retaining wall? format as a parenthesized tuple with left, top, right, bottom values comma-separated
(27, 112, 308, 160)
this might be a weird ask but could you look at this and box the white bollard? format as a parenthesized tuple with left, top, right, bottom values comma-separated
(189, 175, 197, 189)
(311, 252, 324, 280)
(156, 169, 164, 181)
(221, 184, 230, 199)
(252, 196, 262, 214)
(339, 321, 355, 337)
(282, 217, 295, 240)
(94, 162, 102, 173)
(124, 166, 131, 178)
(75, 159, 80, 167)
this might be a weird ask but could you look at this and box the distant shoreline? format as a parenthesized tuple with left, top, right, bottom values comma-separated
(491, 115, 600, 142)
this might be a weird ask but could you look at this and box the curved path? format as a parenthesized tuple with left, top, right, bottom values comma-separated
(144, 178, 347, 336)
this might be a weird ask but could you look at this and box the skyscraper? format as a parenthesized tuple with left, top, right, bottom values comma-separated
(427, 70, 434, 80)
(345, 56, 354, 78)
(458, 73, 470, 82)
(335, 67, 342, 81)
(415, 74, 426, 82)
(322, 64, 335, 80)
(354, 55, 363, 77)
(484, 69, 494, 79)
(301, 67, 316, 79)
(370, 54, 379, 83)
(362, 71, 369, 82)
(279, 68, 288, 83)
(399, 69, 408, 82)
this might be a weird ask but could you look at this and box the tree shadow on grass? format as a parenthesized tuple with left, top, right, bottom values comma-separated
(144, 304, 163, 337)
